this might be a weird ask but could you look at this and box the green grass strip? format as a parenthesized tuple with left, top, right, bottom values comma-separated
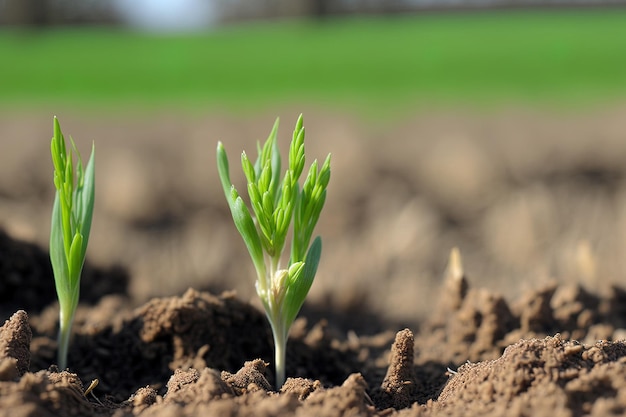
(1, 10, 626, 110)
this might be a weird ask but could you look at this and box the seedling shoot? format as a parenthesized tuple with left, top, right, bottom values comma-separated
(217, 115, 331, 388)
(49, 117, 95, 370)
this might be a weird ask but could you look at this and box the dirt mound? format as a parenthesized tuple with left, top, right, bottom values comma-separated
(436, 336, 626, 417)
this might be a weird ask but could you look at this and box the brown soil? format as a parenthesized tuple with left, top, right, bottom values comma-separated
(1, 105, 626, 416)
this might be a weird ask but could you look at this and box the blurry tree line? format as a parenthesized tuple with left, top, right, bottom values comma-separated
(2, 0, 625, 27)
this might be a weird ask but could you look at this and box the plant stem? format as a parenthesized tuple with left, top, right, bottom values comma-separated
(266, 261, 288, 388)
(271, 321, 287, 389)
(57, 309, 75, 370)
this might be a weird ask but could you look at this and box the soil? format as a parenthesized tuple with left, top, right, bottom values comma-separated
(1, 105, 626, 416)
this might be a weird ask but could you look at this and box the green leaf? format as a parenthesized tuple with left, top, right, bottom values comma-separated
(67, 232, 84, 288)
(303, 236, 322, 285)
(241, 152, 256, 184)
(279, 171, 292, 208)
(286, 261, 305, 288)
(247, 182, 262, 206)
(289, 114, 306, 180)
(258, 160, 272, 194)
(303, 160, 318, 196)
(256, 118, 280, 184)
(216, 142, 234, 200)
(77, 143, 96, 256)
(232, 194, 266, 280)
(50, 193, 69, 300)
(218, 142, 265, 273)
(268, 119, 282, 200)
(283, 237, 321, 326)
(318, 154, 332, 188)
(262, 192, 274, 223)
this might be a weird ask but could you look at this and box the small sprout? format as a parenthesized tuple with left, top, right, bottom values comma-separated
(50, 117, 95, 370)
(217, 115, 331, 388)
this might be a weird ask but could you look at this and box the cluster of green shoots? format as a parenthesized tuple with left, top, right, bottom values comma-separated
(47, 114, 328, 389)
(49, 117, 95, 370)
(217, 115, 331, 388)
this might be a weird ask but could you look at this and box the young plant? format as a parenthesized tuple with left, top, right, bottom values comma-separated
(49, 117, 95, 370)
(217, 115, 331, 388)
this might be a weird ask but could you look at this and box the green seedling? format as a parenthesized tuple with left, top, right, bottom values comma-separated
(217, 115, 331, 388)
(50, 117, 95, 370)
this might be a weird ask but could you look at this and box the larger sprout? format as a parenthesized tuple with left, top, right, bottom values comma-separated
(217, 115, 331, 388)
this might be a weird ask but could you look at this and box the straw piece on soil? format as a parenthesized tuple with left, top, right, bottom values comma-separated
(442, 247, 468, 311)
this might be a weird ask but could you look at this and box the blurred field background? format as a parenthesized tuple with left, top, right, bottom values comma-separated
(2, 2, 626, 330)
(2, 10, 626, 111)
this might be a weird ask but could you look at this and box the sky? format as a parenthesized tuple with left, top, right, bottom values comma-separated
(113, 0, 219, 32)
